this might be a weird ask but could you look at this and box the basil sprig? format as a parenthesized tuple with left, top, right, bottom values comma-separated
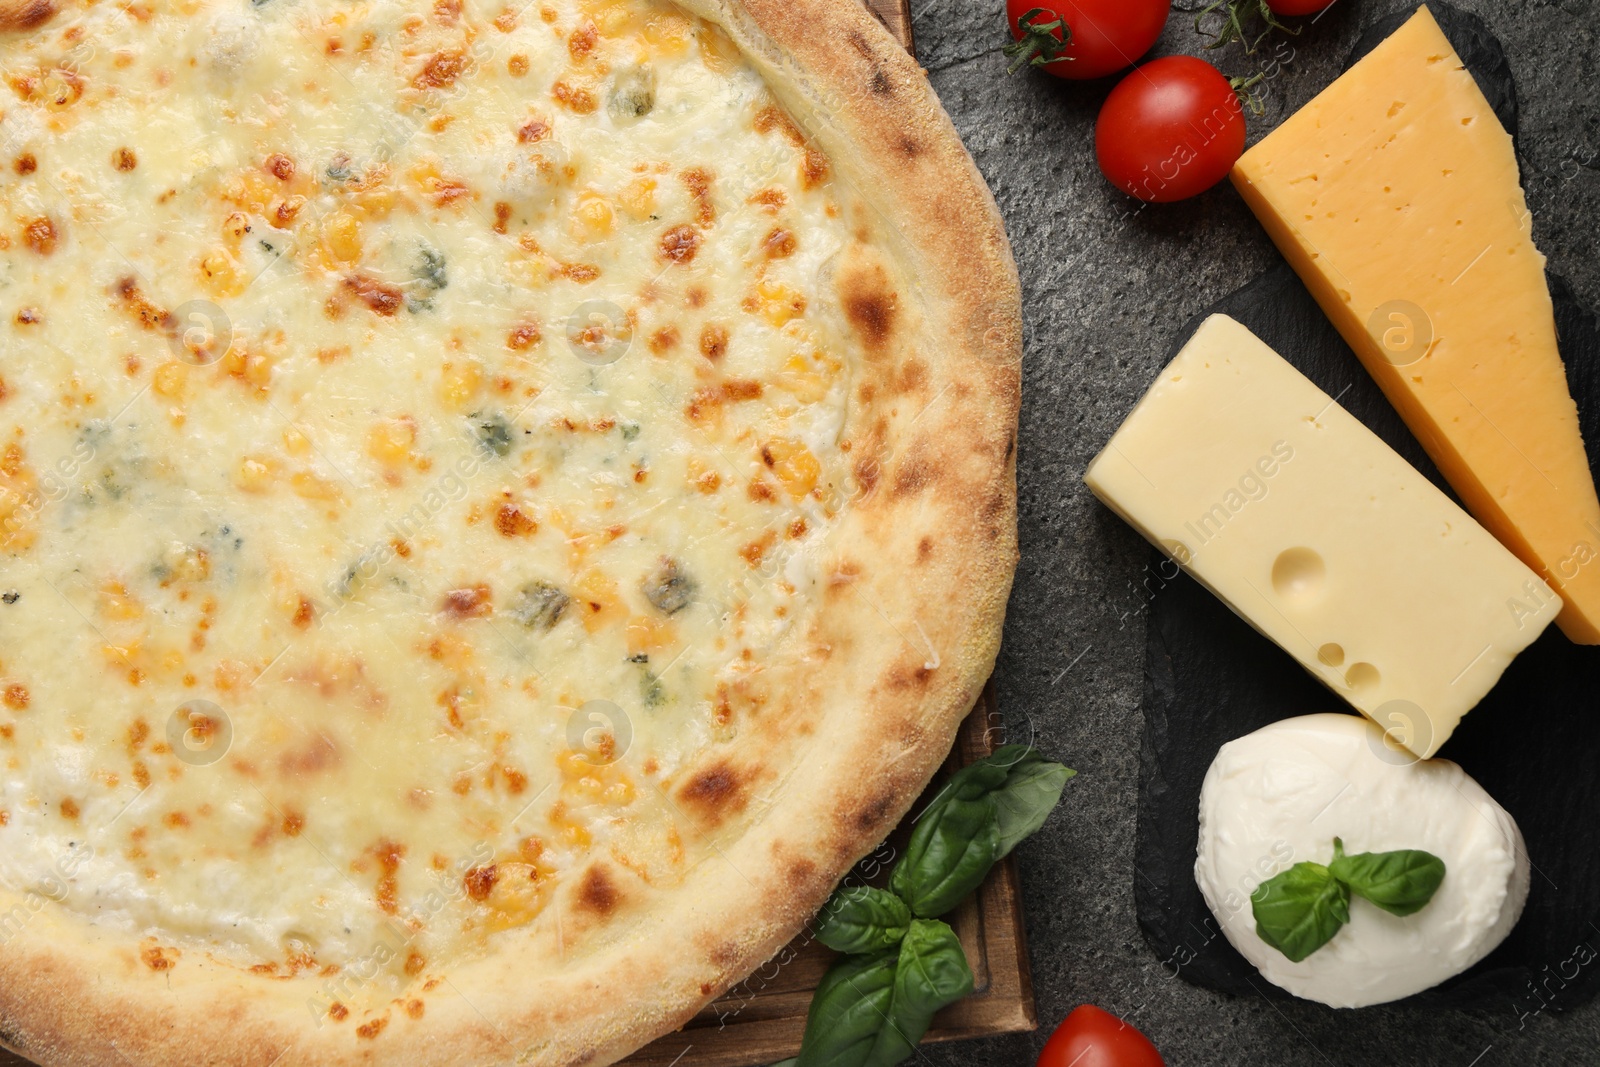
(1251, 838, 1446, 962)
(793, 746, 1074, 1067)
(1328, 838, 1447, 917)
(814, 886, 913, 955)
(891, 745, 1076, 918)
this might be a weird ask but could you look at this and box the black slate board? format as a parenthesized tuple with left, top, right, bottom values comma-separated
(1132, 2, 1600, 1016)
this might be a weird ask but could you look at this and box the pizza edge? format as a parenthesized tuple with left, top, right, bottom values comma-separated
(0, 0, 1023, 1063)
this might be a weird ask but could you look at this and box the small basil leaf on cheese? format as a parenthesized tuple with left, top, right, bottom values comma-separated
(641, 557, 695, 615)
(1329, 837, 1447, 918)
(1251, 862, 1351, 963)
(814, 885, 912, 954)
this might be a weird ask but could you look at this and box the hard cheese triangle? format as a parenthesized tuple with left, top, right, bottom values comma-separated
(1086, 315, 1559, 759)
(1230, 4, 1600, 644)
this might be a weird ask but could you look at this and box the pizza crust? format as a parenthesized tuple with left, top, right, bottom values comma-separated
(0, 0, 1020, 1062)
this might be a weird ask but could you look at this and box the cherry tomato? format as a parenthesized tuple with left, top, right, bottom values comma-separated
(1004, 0, 1172, 81)
(1037, 1005, 1166, 1067)
(1094, 56, 1245, 203)
(1266, 0, 1337, 14)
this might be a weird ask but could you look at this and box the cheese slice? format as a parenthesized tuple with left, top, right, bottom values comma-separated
(1085, 314, 1560, 758)
(1230, 5, 1600, 644)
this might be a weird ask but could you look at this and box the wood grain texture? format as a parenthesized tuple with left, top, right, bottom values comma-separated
(861, 0, 915, 55)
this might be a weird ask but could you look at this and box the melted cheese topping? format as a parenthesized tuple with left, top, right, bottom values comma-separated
(0, 0, 864, 991)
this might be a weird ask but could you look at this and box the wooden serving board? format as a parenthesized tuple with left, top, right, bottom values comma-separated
(0, 8, 1035, 1067)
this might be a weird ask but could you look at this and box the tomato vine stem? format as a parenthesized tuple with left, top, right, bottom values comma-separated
(1003, 7, 1075, 74)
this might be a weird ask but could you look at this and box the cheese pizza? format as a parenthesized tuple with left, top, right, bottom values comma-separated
(0, 0, 1019, 1062)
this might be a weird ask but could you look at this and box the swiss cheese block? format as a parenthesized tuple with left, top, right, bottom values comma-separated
(1231, 5, 1600, 644)
(1085, 315, 1560, 758)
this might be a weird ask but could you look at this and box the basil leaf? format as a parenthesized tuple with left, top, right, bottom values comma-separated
(891, 918, 975, 1023)
(890, 792, 1000, 919)
(890, 746, 1074, 918)
(793, 950, 900, 1067)
(1329, 838, 1447, 918)
(989, 748, 1076, 859)
(859, 920, 975, 1067)
(815, 886, 913, 954)
(1251, 861, 1351, 963)
(793, 921, 976, 1067)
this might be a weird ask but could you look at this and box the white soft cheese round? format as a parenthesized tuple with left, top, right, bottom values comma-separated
(1195, 713, 1529, 1008)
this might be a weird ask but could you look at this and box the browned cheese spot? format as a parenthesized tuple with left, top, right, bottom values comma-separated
(681, 166, 715, 225)
(356, 1016, 388, 1040)
(507, 321, 540, 349)
(22, 216, 57, 255)
(568, 17, 598, 61)
(659, 225, 700, 264)
(463, 864, 498, 901)
(140, 943, 176, 971)
(264, 152, 295, 181)
(763, 227, 796, 259)
(112, 146, 138, 171)
(114, 277, 172, 330)
(699, 323, 728, 361)
(441, 584, 492, 618)
(677, 761, 747, 824)
(649, 325, 680, 354)
(414, 49, 468, 90)
(578, 864, 619, 915)
(552, 80, 596, 114)
(343, 274, 404, 316)
(0, 0, 57, 31)
(495, 503, 536, 538)
(373, 839, 405, 915)
(840, 265, 899, 353)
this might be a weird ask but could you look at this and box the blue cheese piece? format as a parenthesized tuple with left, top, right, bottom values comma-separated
(1085, 314, 1560, 758)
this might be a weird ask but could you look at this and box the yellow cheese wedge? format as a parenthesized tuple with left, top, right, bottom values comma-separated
(1231, 5, 1600, 643)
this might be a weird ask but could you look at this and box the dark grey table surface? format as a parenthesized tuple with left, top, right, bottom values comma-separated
(905, 1, 1600, 1065)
